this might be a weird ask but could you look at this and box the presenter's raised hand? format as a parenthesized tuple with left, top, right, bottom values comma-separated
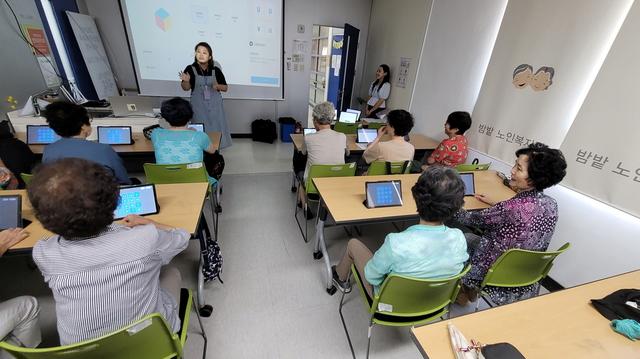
(179, 71, 190, 83)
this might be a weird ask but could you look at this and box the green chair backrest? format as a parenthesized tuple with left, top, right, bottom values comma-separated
(481, 243, 571, 289)
(334, 121, 358, 135)
(144, 163, 208, 184)
(455, 163, 491, 171)
(20, 173, 33, 186)
(367, 161, 411, 176)
(367, 122, 385, 130)
(305, 163, 357, 195)
(0, 313, 182, 359)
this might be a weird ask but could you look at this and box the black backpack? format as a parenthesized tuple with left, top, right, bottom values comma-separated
(251, 119, 277, 143)
(201, 235, 223, 283)
(203, 151, 225, 180)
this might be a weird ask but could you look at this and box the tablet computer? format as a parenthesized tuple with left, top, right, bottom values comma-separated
(303, 128, 317, 135)
(0, 195, 22, 230)
(114, 184, 160, 219)
(97, 126, 133, 145)
(357, 128, 378, 143)
(188, 123, 205, 132)
(339, 111, 359, 124)
(346, 108, 361, 120)
(26, 125, 61, 145)
(365, 180, 403, 208)
(460, 172, 476, 196)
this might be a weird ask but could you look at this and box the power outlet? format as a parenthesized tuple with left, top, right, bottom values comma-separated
(297, 24, 305, 33)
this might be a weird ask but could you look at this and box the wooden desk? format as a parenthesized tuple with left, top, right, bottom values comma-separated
(3, 182, 209, 251)
(16, 131, 222, 154)
(312, 171, 515, 294)
(411, 270, 640, 358)
(290, 133, 440, 152)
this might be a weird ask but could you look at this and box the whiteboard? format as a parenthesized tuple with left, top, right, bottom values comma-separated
(66, 11, 118, 100)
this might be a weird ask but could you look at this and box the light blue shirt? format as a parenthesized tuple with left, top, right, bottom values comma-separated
(151, 128, 216, 185)
(364, 224, 468, 293)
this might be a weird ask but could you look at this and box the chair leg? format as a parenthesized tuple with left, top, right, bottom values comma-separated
(338, 274, 356, 359)
(193, 294, 209, 359)
(198, 227, 213, 318)
(293, 184, 308, 243)
(366, 319, 375, 359)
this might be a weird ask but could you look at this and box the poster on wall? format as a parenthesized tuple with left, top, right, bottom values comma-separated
(468, 0, 633, 162)
(396, 57, 411, 88)
(561, 1, 640, 218)
(24, 25, 60, 88)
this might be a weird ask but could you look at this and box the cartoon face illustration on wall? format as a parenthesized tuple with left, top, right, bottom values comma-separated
(530, 66, 555, 91)
(512, 64, 533, 89)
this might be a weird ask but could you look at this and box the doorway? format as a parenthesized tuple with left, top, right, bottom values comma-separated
(308, 25, 344, 125)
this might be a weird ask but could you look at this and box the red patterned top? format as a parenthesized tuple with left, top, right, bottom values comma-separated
(427, 135, 468, 167)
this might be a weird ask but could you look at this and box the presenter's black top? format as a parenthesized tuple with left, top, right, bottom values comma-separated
(183, 64, 227, 91)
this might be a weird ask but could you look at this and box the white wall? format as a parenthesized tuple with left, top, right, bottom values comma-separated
(409, 0, 507, 141)
(359, 0, 431, 110)
(79, 0, 372, 134)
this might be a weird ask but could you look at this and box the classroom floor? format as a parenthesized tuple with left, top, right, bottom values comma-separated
(2, 138, 498, 358)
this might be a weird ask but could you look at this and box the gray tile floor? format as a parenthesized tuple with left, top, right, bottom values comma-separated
(2, 139, 496, 358)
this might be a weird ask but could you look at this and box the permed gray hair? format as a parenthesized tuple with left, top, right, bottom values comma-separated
(312, 101, 335, 125)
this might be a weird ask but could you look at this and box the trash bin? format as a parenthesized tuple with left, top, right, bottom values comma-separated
(279, 117, 296, 143)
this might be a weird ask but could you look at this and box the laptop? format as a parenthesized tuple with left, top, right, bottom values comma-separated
(365, 180, 403, 208)
(339, 111, 359, 124)
(109, 96, 159, 117)
(0, 195, 23, 230)
(303, 128, 317, 135)
(346, 108, 361, 121)
(97, 126, 134, 145)
(114, 184, 160, 219)
(26, 125, 61, 145)
(188, 123, 205, 132)
(459, 172, 476, 196)
(357, 128, 377, 143)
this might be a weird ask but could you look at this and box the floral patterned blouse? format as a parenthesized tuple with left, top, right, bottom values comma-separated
(454, 189, 559, 305)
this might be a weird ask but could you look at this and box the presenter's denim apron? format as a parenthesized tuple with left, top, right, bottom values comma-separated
(190, 65, 232, 149)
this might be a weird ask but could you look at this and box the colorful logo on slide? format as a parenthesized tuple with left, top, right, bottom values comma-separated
(155, 8, 171, 31)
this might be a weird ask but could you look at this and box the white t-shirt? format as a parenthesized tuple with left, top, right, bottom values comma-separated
(302, 129, 348, 180)
(367, 81, 391, 108)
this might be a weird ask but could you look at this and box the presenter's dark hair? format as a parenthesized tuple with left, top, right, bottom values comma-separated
(515, 142, 567, 191)
(371, 64, 391, 92)
(194, 42, 215, 69)
(386, 109, 414, 137)
(161, 97, 193, 126)
(446, 111, 472, 135)
(412, 166, 465, 222)
(44, 102, 90, 137)
(28, 158, 119, 239)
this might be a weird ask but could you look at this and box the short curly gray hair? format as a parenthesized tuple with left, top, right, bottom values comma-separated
(312, 101, 335, 125)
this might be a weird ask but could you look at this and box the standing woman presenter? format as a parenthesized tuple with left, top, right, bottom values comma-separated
(364, 64, 391, 118)
(180, 42, 232, 149)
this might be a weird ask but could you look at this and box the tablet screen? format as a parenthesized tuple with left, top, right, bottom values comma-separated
(0, 195, 21, 230)
(188, 123, 205, 132)
(460, 173, 475, 196)
(357, 128, 377, 143)
(366, 181, 403, 208)
(114, 184, 159, 219)
(98, 127, 132, 145)
(303, 128, 316, 135)
(26, 125, 61, 145)
(339, 111, 358, 124)
(346, 108, 361, 120)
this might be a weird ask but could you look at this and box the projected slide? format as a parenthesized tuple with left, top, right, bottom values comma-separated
(121, 0, 283, 99)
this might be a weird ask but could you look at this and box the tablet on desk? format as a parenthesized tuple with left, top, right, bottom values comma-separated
(357, 128, 377, 143)
(114, 184, 160, 219)
(365, 180, 403, 208)
(339, 111, 359, 124)
(346, 108, 361, 120)
(188, 123, 205, 132)
(26, 125, 61, 145)
(0, 195, 22, 230)
(97, 126, 133, 145)
(303, 128, 317, 135)
(459, 172, 476, 196)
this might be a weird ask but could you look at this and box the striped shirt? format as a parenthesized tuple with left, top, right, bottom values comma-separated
(32, 224, 189, 345)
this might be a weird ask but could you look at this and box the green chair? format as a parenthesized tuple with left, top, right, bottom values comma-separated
(339, 265, 471, 359)
(475, 242, 571, 311)
(366, 160, 411, 175)
(294, 163, 356, 242)
(366, 122, 385, 130)
(20, 173, 33, 186)
(334, 121, 358, 135)
(0, 289, 207, 359)
(455, 162, 491, 171)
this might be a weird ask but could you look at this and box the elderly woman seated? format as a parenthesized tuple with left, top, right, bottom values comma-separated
(332, 166, 469, 297)
(455, 142, 567, 306)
